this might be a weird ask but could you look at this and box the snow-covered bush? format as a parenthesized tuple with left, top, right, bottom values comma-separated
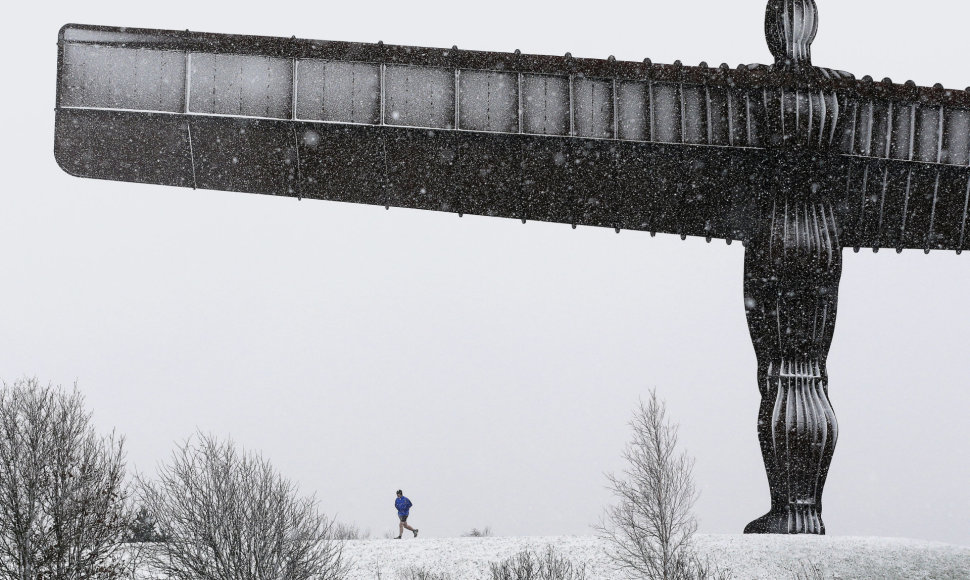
(400, 565, 454, 580)
(488, 545, 587, 580)
(138, 432, 347, 580)
(0, 378, 131, 579)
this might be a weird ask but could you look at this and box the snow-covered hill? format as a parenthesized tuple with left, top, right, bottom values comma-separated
(343, 534, 970, 579)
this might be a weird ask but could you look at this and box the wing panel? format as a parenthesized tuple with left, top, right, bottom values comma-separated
(567, 139, 616, 229)
(707, 86, 729, 146)
(651, 83, 681, 144)
(55, 24, 782, 245)
(295, 123, 388, 206)
(294, 60, 381, 125)
(458, 71, 519, 134)
(189, 53, 293, 119)
(384, 65, 455, 129)
(519, 138, 570, 224)
(929, 166, 970, 251)
(944, 108, 970, 166)
(841, 84, 970, 169)
(840, 157, 970, 252)
(611, 143, 655, 232)
(385, 128, 462, 213)
(573, 77, 615, 139)
(55, 108, 761, 241)
(54, 109, 194, 188)
(188, 116, 297, 194)
(463, 134, 530, 221)
(58, 24, 780, 153)
(616, 81, 648, 141)
(682, 85, 707, 145)
(520, 74, 570, 136)
(914, 105, 943, 163)
(60, 44, 186, 112)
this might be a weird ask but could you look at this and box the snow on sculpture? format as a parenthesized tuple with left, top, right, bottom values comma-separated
(53, 0, 969, 534)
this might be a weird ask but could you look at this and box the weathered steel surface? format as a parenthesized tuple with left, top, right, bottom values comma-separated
(52, 1, 968, 535)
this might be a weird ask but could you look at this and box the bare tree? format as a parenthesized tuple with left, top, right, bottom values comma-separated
(0, 378, 131, 580)
(138, 432, 347, 580)
(597, 390, 719, 580)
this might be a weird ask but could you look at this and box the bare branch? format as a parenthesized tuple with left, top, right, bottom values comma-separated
(0, 377, 131, 580)
(138, 432, 348, 580)
(596, 390, 723, 580)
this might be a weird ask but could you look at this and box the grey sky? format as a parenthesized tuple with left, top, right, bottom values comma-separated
(3, 0, 968, 545)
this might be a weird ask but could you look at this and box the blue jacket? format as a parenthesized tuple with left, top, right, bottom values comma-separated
(395, 496, 413, 517)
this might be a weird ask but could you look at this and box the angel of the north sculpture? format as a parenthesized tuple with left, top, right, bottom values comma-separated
(53, 0, 968, 534)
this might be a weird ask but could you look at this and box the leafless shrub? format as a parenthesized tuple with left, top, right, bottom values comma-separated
(400, 565, 454, 580)
(332, 521, 370, 540)
(462, 526, 492, 537)
(0, 378, 131, 580)
(138, 432, 348, 580)
(488, 545, 587, 580)
(596, 390, 726, 580)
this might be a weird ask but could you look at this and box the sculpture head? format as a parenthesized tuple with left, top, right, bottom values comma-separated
(765, 0, 818, 70)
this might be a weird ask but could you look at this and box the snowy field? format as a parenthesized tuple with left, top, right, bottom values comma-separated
(340, 534, 970, 580)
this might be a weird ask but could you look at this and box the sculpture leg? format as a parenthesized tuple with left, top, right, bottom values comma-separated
(742, 198, 842, 534)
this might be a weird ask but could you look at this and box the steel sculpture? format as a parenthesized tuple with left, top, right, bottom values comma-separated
(53, 1, 969, 534)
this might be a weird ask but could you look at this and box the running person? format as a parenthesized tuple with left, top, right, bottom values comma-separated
(394, 490, 418, 539)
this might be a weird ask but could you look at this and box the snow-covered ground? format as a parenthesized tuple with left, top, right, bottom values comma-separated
(342, 534, 970, 580)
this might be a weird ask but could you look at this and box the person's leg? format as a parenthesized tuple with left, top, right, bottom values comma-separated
(402, 521, 416, 532)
